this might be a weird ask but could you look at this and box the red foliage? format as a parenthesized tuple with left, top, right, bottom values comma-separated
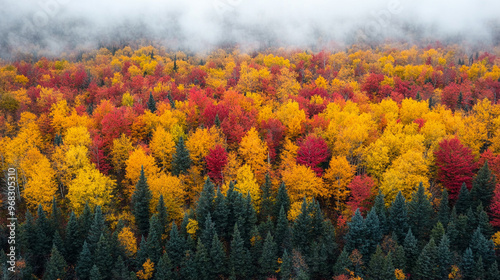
(413, 118, 426, 130)
(187, 68, 208, 88)
(205, 144, 228, 185)
(361, 73, 385, 101)
(259, 118, 286, 163)
(296, 134, 330, 176)
(347, 175, 375, 213)
(489, 184, 500, 227)
(100, 107, 132, 149)
(479, 149, 500, 180)
(434, 137, 477, 201)
(90, 133, 111, 174)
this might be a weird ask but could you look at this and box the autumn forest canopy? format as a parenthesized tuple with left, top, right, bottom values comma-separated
(1, 44, 500, 279)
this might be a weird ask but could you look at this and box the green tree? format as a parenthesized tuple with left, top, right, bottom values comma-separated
(344, 209, 366, 254)
(229, 224, 250, 279)
(414, 238, 438, 280)
(470, 161, 497, 209)
(373, 192, 388, 235)
(167, 223, 186, 269)
(437, 188, 450, 228)
(79, 202, 93, 240)
(196, 177, 215, 232)
(437, 234, 452, 280)
(403, 228, 419, 276)
(430, 221, 445, 243)
(195, 239, 211, 279)
(111, 256, 129, 280)
(155, 253, 174, 280)
(156, 195, 168, 237)
(388, 192, 408, 242)
(64, 211, 81, 264)
(461, 248, 475, 280)
(274, 182, 290, 218)
(87, 205, 106, 254)
(94, 234, 113, 280)
(43, 245, 67, 280)
(148, 92, 157, 113)
(407, 183, 433, 241)
(172, 137, 191, 176)
(364, 209, 382, 257)
(259, 232, 278, 277)
(260, 173, 274, 221)
(76, 241, 93, 280)
(213, 187, 228, 239)
(147, 214, 163, 264)
(367, 246, 393, 280)
(89, 265, 102, 280)
(280, 249, 292, 280)
(275, 206, 291, 255)
(333, 248, 351, 276)
(455, 183, 471, 215)
(209, 233, 227, 278)
(293, 198, 312, 253)
(132, 166, 152, 236)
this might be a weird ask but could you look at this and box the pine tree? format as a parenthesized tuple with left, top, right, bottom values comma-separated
(438, 188, 450, 228)
(392, 244, 406, 271)
(172, 137, 191, 176)
(455, 183, 471, 215)
(196, 177, 215, 232)
(249, 225, 263, 276)
(111, 256, 129, 280)
(364, 209, 382, 257)
(87, 205, 106, 254)
(333, 248, 351, 276)
(36, 204, 53, 259)
(430, 222, 445, 243)
(156, 195, 168, 237)
(89, 265, 102, 280)
(275, 206, 291, 255)
(173, 55, 178, 72)
(213, 187, 228, 239)
(470, 161, 496, 209)
(136, 235, 148, 270)
(407, 183, 433, 241)
(167, 92, 175, 109)
(200, 213, 216, 251)
(260, 173, 274, 221)
(309, 200, 324, 241)
(280, 249, 292, 280)
(373, 192, 388, 235)
(388, 192, 408, 242)
(487, 261, 500, 280)
(43, 245, 67, 280)
(457, 91, 463, 109)
(476, 204, 494, 238)
(148, 91, 156, 113)
(259, 232, 278, 277)
(194, 239, 211, 279)
(79, 202, 93, 240)
(368, 246, 393, 280)
(64, 211, 81, 264)
(414, 238, 438, 280)
(274, 182, 291, 218)
(209, 233, 227, 278)
(147, 214, 163, 264)
(155, 253, 174, 280)
(437, 234, 452, 280)
(469, 227, 496, 267)
(132, 166, 152, 236)
(230, 224, 250, 279)
(94, 234, 113, 280)
(344, 209, 366, 254)
(50, 197, 63, 234)
(403, 228, 419, 276)
(293, 198, 312, 253)
(52, 231, 65, 257)
(167, 222, 186, 269)
(76, 241, 93, 280)
(461, 248, 475, 280)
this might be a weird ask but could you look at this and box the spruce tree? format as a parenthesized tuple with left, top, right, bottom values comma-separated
(469, 227, 496, 267)
(167, 92, 175, 109)
(259, 232, 278, 277)
(132, 166, 152, 236)
(438, 188, 450, 227)
(309, 199, 324, 240)
(64, 211, 81, 264)
(455, 183, 471, 215)
(111, 256, 129, 280)
(333, 248, 351, 276)
(407, 183, 433, 241)
(430, 221, 445, 243)
(414, 238, 438, 280)
(373, 191, 388, 234)
(79, 202, 93, 240)
(213, 187, 228, 239)
(487, 261, 500, 280)
(368, 246, 393, 280)
(52, 231, 65, 258)
(155, 253, 174, 280)
(260, 173, 274, 221)
(43, 245, 67, 280)
(156, 195, 168, 236)
(275, 206, 292, 255)
(229, 224, 250, 279)
(293, 198, 312, 253)
(172, 137, 191, 176)
(470, 161, 496, 209)
(196, 177, 215, 232)
(50, 197, 63, 234)
(194, 239, 211, 279)
(94, 234, 113, 280)
(36, 204, 53, 259)
(461, 248, 475, 280)
(344, 209, 366, 254)
(214, 113, 221, 128)
(86, 205, 106, 254)
(403, 228, 419, 276)
(364, 209, 382, 257)
(136, 235, 148, 270)
(437, 234, 452, 280)
(388, 192, 409, 242)
(392, 245, 406, 271)
(76, 241, 93, 280)
(146, 214, 163, 264)
(209, 233, 227, 278)
(148, 91, 156, 113)
(274, 182, 291, 218)
(200, 213, 216, 251)
(476, 204, 494, 237)
(167, 223, 186, 269)
(89, 265, 102, 280)
(280, 249, 292, 280)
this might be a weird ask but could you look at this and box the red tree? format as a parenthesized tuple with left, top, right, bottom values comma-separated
(361, 73, 384, 101)
(296, 134, 330, 176)
(206, 144, 228, 185)
(434, 137, 477, 201)
(490, 184, 500, 227)
(346, 175, 375, 213)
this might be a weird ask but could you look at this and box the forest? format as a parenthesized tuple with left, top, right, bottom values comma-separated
(1, 44, 500, 279)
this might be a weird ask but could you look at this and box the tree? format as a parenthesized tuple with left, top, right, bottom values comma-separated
(470, 161, 496, 209)
(259, 173, 274, 221)
(196, 177, 215, 232)
(367, 246, 393, 280)
(132, 166, 152, 236)
(296, 134, 330, 176)
(205, 144, 228, 184)
(89, 265, 102, 280)
(281, 163, 326, 202)
(388, 192, 409, 242)
(407, 183, 433, 240)
(172, 137, 191, 176)
(455, 183, 471, 215)
(155, 253, 174, 280)
(275, 206, 292, 255)
(274, 182, 291, 218)
(280, 249, 292, 280)
(323, 156, 355, 210)
(344, 209, 366, 255)
(461, 248, 475, 280)
(235, 164, 261, 207)
(94, 234, 113, 280)
(167, 223, 185, 269)
(259, 232, 278, 276)
(194, 239, 211, 279)
(437, 188, 450, 228)
(76, 241, 93, 280)
(209, 233, 227, 278)
(150, 126, 176, 171)
(414, 238, 438, 280)
(434, 137, 477, 201)
(293, 199, 312, 253)
(403, 229, 418, 275)
(437, 234, 452, 279)
(43, 245, 67, 280)
(64, 211, 81, 264)
(229, 224, 250, 279)
(490, 184, 500, 227)
(146, 214, 163, 265)
(156, 195, 168, 236)
(148, 92, 156, 113)
(238, 127, 269, 182)
(21, 148, 57, 211)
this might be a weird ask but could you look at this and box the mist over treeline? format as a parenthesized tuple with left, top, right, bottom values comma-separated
(1, 0, 500, 60)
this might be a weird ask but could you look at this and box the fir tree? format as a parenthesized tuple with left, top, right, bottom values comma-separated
(50, 197, 63, 234)
(487, 261, 500, 280)
(455, 183, 471, 215)
(344, 209, 366, 254)
(65, 211, 81, 264)
(260, 232, 278, 277)
(155, 253, 174, 280)
(293, 198, 312, 253)
(430, 222, 445, 243)
(469, 227, 496, 267)
(194, 239, 211, 279)
(280, 249, 292, 280)
(213, 187, 228, 239)
(209, 233, 227, 278)
(111, 256, 129, 280)
(214, 113, 221, 128)
(470, 161, 496, 209)
(76, 241, 93, 280)
(368, 246, 392, 280)
(333, 248, 351, 276)
(461, 248, 475, 280)
(89, 265, 102, 280)
(200, 213, 216, 251)
(167, 223, 186, 269)
(438, 188, 450, 228)
(403, 228, 419, 276)
(167, 92, 175, 109)
(146, 214, 163, 265)
(147, 91, 156, 113)
(172, 137, 191, 176)
(388, 192, 408, 242)
(364, 209, 382, 257)
(407, 183, 433, 241)
(275, 206, 292, 255)
(132, 166, 152, 236)
(52, 231, 65, 258)
(260, 173, 274, 221)
(392, 244, 406, 271)
(79, 202, 93, 240)
(136, 235, 148, 270)
(43, 245, 67, 280)
(196, 177, 215, 232)
(373, 191, 388, 234)
(36, 204, 53, 259)
(274, 182, 291, 218)
(156, 195, 168, 237)
(437, 234, 452, 280)
(414, 238, 438, 280)
(230, 224, 250, 279)
(94, 234, 113, 280)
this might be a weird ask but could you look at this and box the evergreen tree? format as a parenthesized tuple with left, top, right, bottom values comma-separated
(430, 221, 445, 243)
(309, 199, 324, 240)
(437, 234, 452, 280)
(167, 92, 175, 109)
(414, 238, 438, 280)
(487, 261, 500, 280)
(196, 177, 215, 232)
(407, 183, 433, 241)
(388, 192, 408, 242)
(275, 206, 292, 255)
(155, 253, 174, 280)
(392, 244, 406, 271)
(94, 234, 113, 280)
(476, 204, 494, 238)
(274, 182, 291, 218)
(89, 265, 102, 280)
(194, 239, 211, 279)
(344, 209, 366, 254)
(469, 227, 496, 267)
(368, 246, 393, 280)
(132, 166, 152, 236)
(475, 257, 486, 280)
(146, 214, 163, 264)
(136, 235, 148, 270)
(470, 161, 496, 209)
(403, 228, 419, 276)
(249, 225, 263, 276)
(280, 249, 292, 280)
(457, 91, 463, 109)
(156, 195, 168, 236)
(461, 248, 476, 280)
(333, 248, 351, 276)
(167, 222, 186, 269)
(229, 224, 250, 279)
(373, 191, 388, 234)
(455, 183, 471, 215)
(111, 256, 129, 280)
(36, 204, 53, 259)
(200, 213, 216, 251)
(260, 173, 274, 221)
(364, 209, 382, 257)
(293, 198, 312, 253)
(259, 232, 278, 277)
(416, 92, 421, 101)
(209, 233, 227, 278)
(43, 245, 67, 280)
(87, 205, 107, 254)
(148, 91, 156, 113)
(65, 211, 81, 264)
(172, 137, 191, 176)
(76, 241, 93, 280)
(438, 188, 450, 228)
(50, 197, 63, 234)
(52, 231, 65, 257)
(213, 187, 228, 239)
(321, 220, 337, 266)
(79, 202, 93, 240)
(214, 113, 221, 128)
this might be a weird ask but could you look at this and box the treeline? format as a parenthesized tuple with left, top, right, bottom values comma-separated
(2, 165, 500, 280)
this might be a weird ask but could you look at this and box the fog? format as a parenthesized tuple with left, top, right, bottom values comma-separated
(1, 0, 499, 59)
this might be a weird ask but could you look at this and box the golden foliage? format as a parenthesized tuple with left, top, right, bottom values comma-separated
(118, 226, 138, 257)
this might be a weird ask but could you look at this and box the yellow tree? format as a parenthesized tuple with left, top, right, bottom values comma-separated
(186, 126, 225, 167)
(150, 126, 176, 170)
(323, 156, 356, 210)
(118, 227, 137, 257)
(235, 164, 261, 208)
(276, 100, 306, 139)
(63, 125, 91, 147)
(276, 67, 301, 102)
(148, 172, 186, 221)
(281, 163, 326, 203)
(21, 148, 57, 211)
(125, 148, 160, 196)
(238, 127, 269, 183)
(111, 134, 134, 173)
(222, 151, 241, 188)
(67, 164, 116, 214)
